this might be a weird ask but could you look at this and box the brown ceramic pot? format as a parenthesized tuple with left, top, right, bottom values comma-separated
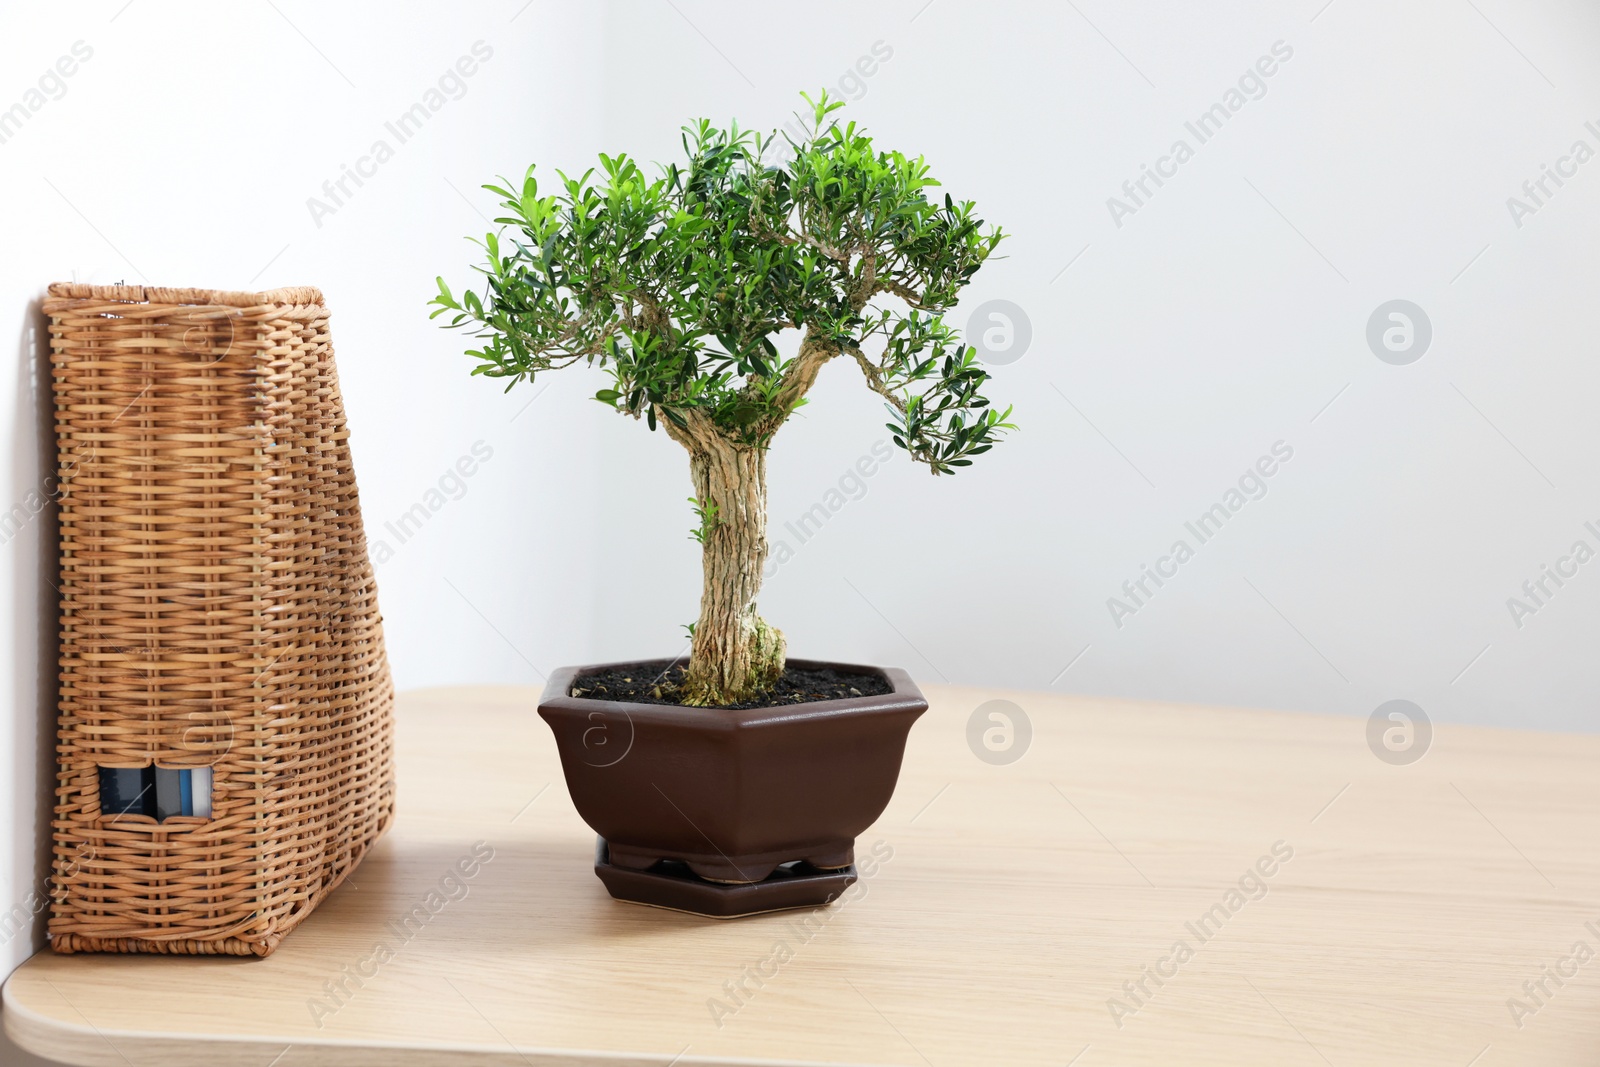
(538, 658, 927, 885)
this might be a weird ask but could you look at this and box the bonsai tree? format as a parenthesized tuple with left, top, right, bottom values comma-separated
(431, 92, 1012, 706)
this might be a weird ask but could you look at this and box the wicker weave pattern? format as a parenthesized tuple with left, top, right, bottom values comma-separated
(44, 283, 395, 956)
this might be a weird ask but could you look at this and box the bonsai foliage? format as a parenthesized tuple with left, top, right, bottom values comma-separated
(432, 92, 1012, 706)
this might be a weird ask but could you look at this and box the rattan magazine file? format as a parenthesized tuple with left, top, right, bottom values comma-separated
(44, 282, 395, 956)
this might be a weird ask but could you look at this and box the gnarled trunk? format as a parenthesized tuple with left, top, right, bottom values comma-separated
(677, 436, 785, 706)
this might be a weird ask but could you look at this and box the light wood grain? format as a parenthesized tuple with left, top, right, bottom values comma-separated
(6, 683, 1600, 1066)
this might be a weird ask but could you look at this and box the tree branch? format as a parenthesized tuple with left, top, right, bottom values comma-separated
(767, 327, 838, 428)
(876, 279, 932, 309)
(658, 405, 723, 455)
(849, 251, 878, 312)
(843, 341, 906, 417)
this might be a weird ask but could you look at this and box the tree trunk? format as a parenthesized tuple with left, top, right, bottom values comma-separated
(677, 435, 785, 706)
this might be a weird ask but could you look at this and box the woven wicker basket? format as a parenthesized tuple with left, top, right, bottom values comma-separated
(44, 282, 395, 956)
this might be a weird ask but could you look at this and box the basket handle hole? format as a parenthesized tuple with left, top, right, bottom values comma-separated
(98, 766, 212, 822)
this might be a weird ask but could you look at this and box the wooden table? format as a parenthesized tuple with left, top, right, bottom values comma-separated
(6, 684, 1599, 1066)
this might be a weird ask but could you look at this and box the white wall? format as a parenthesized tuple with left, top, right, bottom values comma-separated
(593, 0, 1600, 734)
(0, 2, 606, 1057)
(3, 0, 1599, 1053)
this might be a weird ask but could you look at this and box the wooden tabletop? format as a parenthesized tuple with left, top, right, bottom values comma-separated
(6, 683, 1599, 1066)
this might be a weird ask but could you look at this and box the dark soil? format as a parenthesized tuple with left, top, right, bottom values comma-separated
(570, 661, 892, 709)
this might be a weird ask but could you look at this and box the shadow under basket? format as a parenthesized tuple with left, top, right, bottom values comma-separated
(44, 283, 395, 957)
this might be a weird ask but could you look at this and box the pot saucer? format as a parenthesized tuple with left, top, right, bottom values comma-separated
(593, 838, 857, 918)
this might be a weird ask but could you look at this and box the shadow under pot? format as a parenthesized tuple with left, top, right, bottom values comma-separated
(537, 658, 927, 916)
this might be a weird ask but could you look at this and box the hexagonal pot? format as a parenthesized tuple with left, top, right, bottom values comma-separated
(538, 658, 927, 891)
